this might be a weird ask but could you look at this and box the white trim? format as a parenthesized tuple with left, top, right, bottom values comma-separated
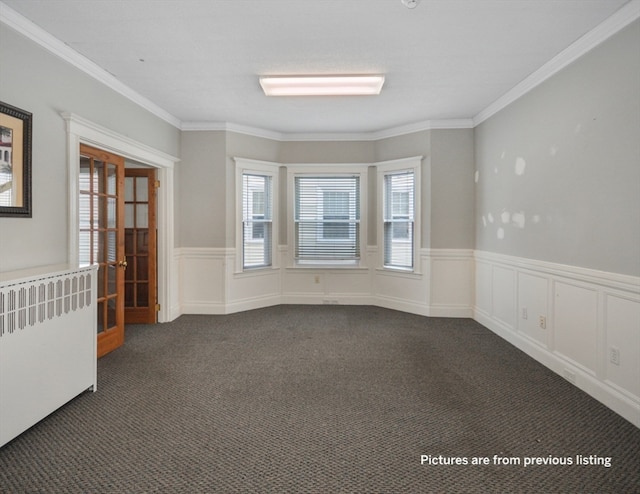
(473, 0, 640, 126)
(182, 121, 285, 141)
(425, 248, 476, 259)
(0, 3, 181, 129)
(182, 119, 474, 141)
(370, 119, 475, 140)
(61, 113, 178, 168)
(473, 250, 640, 427)
(63, 113, 179, 323)
(4, 0, 637, 139)
(474, 250, 640, 294)
(233, 158, 280, 274)
(377, 157, 423, 274)
(286, 164, 370, 269)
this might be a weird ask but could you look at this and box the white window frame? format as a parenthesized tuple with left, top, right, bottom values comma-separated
(287, 164, 368, 268)
(377, 156, 422, 273)
(234, 158, 279, 273)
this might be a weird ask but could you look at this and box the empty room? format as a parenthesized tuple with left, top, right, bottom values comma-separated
(0, 1, 639, 492)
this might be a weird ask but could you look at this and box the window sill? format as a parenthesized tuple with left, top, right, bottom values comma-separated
(234, 266, 279, 277)
(287, 261, 368, 271)
(375, 267, 422, 277)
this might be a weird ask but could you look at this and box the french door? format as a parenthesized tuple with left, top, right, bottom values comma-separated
(124, 168, 158, 324)
(79, 144, 125, 358)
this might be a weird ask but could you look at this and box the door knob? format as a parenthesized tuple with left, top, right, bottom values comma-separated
(118, 257, 128, 269)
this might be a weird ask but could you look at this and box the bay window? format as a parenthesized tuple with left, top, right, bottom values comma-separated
(378, 157, 421, 272)
(235, 158, 279, 272)
(289, 165, 368, 266)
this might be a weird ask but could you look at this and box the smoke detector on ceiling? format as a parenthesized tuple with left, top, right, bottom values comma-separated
(401, 0, 420, 8)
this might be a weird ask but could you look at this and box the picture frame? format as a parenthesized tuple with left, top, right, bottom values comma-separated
(0, 101, 32, 218)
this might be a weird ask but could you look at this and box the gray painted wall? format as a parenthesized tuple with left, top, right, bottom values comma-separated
(475, 20, 640, 276)
(278, 140, 374, 164)
(178, 131, 226, 248)
(375, 129, 476, 250)
(226, 132, 281, 246)
(430, 129, 475, 250)
(278, 140, 375, 247)
(5, 14, 634, 278)
(177, 129, 474, 249)
(376, 130, 432, 248)
(176, 130, 475, 251)
(0, 26, 180, 272)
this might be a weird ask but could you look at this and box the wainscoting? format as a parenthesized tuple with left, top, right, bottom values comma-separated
(175, 246, 639, 426)
(474, 251, 640, 428)
(176, 246, 473, 318)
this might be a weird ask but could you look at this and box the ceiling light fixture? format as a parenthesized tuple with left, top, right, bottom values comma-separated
(401, 0, 420, 8)
(259, 75, 385, 96)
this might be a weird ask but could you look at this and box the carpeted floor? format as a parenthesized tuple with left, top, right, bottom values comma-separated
(0, 305, 638, 493)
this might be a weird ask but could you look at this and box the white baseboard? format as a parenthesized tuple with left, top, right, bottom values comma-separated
(180, 302, 227, 315)
(177, 247, 475, 318)
(429, 304, 474, 318)
(175, 246, 639, 426)
(225, 294, 283, 314)
(474, 251, 640, 428)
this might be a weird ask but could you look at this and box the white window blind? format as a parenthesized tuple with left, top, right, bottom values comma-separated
(294, 175, 360, 261)
(242, 173, 272, 268)
(383, 171, 414, 269)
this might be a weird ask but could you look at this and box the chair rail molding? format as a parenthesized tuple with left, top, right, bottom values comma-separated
(473, 250, 640, 428)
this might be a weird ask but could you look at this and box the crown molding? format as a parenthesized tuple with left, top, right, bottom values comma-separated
(370, 119, 475, 140)
(473, 0, 640, 126)
(2, 0, 637, 139)
(181, 121, 286, 141)
(0, 1, 182, 129)
(181, 119, 474, 141)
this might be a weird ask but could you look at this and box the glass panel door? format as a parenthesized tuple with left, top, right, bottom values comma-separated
(124, 168, 157, 324)
(79, 144, 125, 357)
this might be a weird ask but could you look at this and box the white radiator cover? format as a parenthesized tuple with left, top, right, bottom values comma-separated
(0, 264, 97, 447)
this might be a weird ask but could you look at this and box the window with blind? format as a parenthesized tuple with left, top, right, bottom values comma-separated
(294, 175, 360, 263)
(383, 170, 415, 270)
(242, 173, 273, 269)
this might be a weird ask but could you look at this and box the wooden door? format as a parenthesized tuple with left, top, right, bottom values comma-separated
(79, 144, 125, 358)
(124, 168, 158, 324)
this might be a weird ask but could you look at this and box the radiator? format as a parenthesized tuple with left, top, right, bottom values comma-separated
(0, 264, 97, 447)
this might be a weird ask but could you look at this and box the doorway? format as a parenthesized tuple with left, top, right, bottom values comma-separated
(124, 167, 158, 324)
(65, 113, 176, 327)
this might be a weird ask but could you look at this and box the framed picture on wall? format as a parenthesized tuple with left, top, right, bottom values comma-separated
(0, 101, 32, 218)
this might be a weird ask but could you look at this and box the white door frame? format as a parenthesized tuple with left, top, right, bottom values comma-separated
(63, 112, 179, 322)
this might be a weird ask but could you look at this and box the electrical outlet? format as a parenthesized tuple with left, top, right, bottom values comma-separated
(539, 315, 546, 329)
(522, 307, 528, 320)
(610, 347, 620, 366)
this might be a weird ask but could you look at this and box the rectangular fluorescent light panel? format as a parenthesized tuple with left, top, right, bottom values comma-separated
(259, 75, 385, 96)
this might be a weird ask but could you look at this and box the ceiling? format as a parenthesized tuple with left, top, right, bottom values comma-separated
(1, 0, 634, 135)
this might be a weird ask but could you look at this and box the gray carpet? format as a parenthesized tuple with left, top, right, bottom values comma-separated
(0, 305, 638, 493)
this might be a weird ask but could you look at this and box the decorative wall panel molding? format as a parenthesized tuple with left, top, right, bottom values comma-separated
(177, 247, 474, 318)
(473, 250, 640, 428)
